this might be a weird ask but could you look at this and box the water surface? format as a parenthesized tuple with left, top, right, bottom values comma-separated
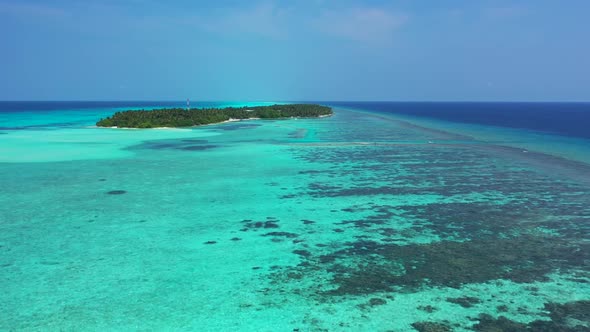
(1, 102, 589, 331)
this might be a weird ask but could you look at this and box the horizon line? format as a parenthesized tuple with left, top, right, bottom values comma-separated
(1, 100, 590, 103)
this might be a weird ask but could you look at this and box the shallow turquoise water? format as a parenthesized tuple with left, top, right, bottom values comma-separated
(1, 105, 589, 331)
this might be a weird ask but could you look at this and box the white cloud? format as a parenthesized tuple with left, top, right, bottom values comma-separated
(312, 7, 408, 44)
(192, 2, 292, 39)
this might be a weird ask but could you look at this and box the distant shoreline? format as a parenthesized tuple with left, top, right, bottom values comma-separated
(102, 114, 333, 130)
(96, 104, 333, 129)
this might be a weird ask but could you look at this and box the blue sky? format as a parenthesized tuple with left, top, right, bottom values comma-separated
(1, 0, 589, 101)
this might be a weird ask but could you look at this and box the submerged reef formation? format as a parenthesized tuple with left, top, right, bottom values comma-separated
(241, 111, 590, 330)
(96, 104, 332, 128)
(473, 301, 590, 331)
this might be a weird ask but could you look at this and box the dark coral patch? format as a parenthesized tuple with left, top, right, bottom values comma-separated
(288, 129, 307, 138)
(368, 298, 387, 306)
(473, 301, 590, 331)
(411, 322, 452, 332)
(107, 190, 127, 195)
(293, 250, 311, 258)
(338, 205, 396, 228)
(128, 138, 220, 152)
(298, 170, 323, 175)
(357, 297, 388, 310)
(180, 145, 219, 151)
(496, 305, 509, 312)
(545, 301, 590, 325)
(241, 219, 279, 231)
(261, 221, 279, 228)
(287, 272, 304, 280)
(417, 305, 437, 313)
(472, 315, 527, 331)
(446, 296, 481, 308)
(263, 232, 298, 238)
(181, 139, 210, 143)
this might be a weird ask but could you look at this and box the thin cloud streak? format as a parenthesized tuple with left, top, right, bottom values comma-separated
(187, 3, 293, 39)
(312, 7, 409, 44)
(155, 3, 409, 44)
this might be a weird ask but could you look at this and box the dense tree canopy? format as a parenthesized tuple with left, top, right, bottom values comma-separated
(96, 104, 333, 128)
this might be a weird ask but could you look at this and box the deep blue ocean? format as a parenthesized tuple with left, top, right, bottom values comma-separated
(2, 101, 589, 139)
(326, 102, 590, 139)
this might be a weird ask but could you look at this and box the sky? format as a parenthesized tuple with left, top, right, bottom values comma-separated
(1, 0, 589, 101)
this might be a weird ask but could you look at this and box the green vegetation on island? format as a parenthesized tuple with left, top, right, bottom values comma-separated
(96, 104, 333, 128)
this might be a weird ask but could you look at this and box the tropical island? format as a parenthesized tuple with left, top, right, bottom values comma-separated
(96, 104, 333, 128)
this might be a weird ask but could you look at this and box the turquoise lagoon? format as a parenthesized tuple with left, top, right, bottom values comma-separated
(0, 102, 589, 331)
